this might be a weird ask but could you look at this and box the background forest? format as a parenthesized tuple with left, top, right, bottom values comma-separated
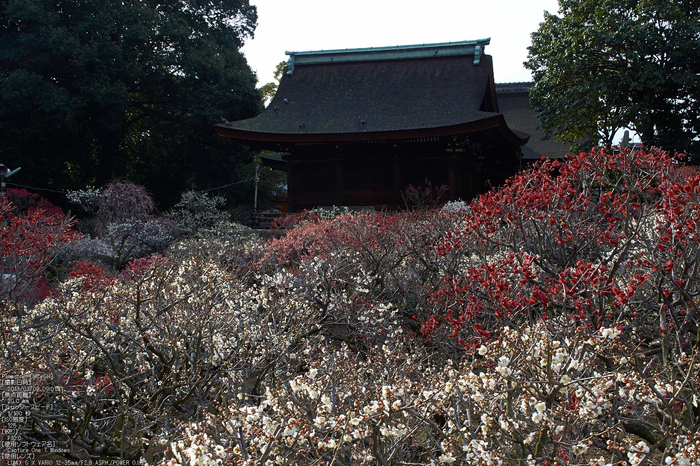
(0, 0, 263, 208)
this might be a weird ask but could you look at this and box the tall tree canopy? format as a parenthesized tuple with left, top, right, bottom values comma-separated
(525, 0, 700, 158)
(0, 0, 262, 207)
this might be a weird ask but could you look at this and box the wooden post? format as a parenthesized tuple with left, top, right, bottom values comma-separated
(336, 158, 344, 205)
(287, 161, 296, 213)
(447, 155, 457, 200)
(393, 147, 402, 208)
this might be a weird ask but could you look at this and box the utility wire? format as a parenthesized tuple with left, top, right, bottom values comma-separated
(202, 175, 255, 193)
(11, 176, 266, 196)
(7, 182, 67, 194)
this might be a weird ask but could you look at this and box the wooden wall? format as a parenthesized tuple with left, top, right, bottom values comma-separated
(285, 135, 520, 212)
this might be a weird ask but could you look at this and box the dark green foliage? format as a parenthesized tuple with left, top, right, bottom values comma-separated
(0, 0, 262, 207)
(526, 0, 700, 158)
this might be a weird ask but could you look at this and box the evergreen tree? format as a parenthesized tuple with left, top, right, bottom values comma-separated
(0, 0, 262, 206)
(526, 0, 700, 158)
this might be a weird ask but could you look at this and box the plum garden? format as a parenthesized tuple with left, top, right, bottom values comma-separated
(1, 147, 700, 465)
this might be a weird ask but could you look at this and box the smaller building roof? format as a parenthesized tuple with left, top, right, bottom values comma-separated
(495, 82, 569, 160)
(217, 40, 528, 149)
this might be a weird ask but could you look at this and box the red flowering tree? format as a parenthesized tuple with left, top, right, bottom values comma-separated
(260, 208, 474, 348)
(419, 148, 700, 350)
(5, 187, 63, 216)
(0, 192, 79, 305)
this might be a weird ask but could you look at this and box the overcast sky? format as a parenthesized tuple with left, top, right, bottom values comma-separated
(242, 0, 561, 87)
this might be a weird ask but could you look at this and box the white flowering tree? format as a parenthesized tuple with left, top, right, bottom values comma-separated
(153, 320, 699, 466)
(2, 253, 321, 461)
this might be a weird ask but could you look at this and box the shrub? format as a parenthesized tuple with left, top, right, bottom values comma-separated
(5, 187, 63, 216)
(166, 190, 232, 237)
(423, 147, 700, 351)
(259, 209, 476, 350)
(67, 181, 176, 270)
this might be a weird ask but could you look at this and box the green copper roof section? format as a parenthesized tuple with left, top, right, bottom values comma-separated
(285, 39, 490, 75)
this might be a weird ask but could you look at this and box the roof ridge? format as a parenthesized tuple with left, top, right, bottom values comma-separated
(285, 39, 491, 74)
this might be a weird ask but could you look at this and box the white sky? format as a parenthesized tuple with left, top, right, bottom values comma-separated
(242, 0, 561, 87)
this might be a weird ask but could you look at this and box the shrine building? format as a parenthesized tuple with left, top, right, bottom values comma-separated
(216, 39, 532, 212)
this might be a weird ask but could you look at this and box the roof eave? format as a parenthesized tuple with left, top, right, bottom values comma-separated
(216, 116, 528, 146)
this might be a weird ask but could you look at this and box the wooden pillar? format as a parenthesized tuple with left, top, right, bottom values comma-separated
(465, 165, 474, 201)
(447, 155, 457, 200)
(393, 146, 402, 209)
(336, 158, 344, 205)
(287, 161, 296, 213)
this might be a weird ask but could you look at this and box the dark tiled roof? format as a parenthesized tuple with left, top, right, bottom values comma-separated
(217, 43, 527, 147)
(496, 82, 569, 160)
